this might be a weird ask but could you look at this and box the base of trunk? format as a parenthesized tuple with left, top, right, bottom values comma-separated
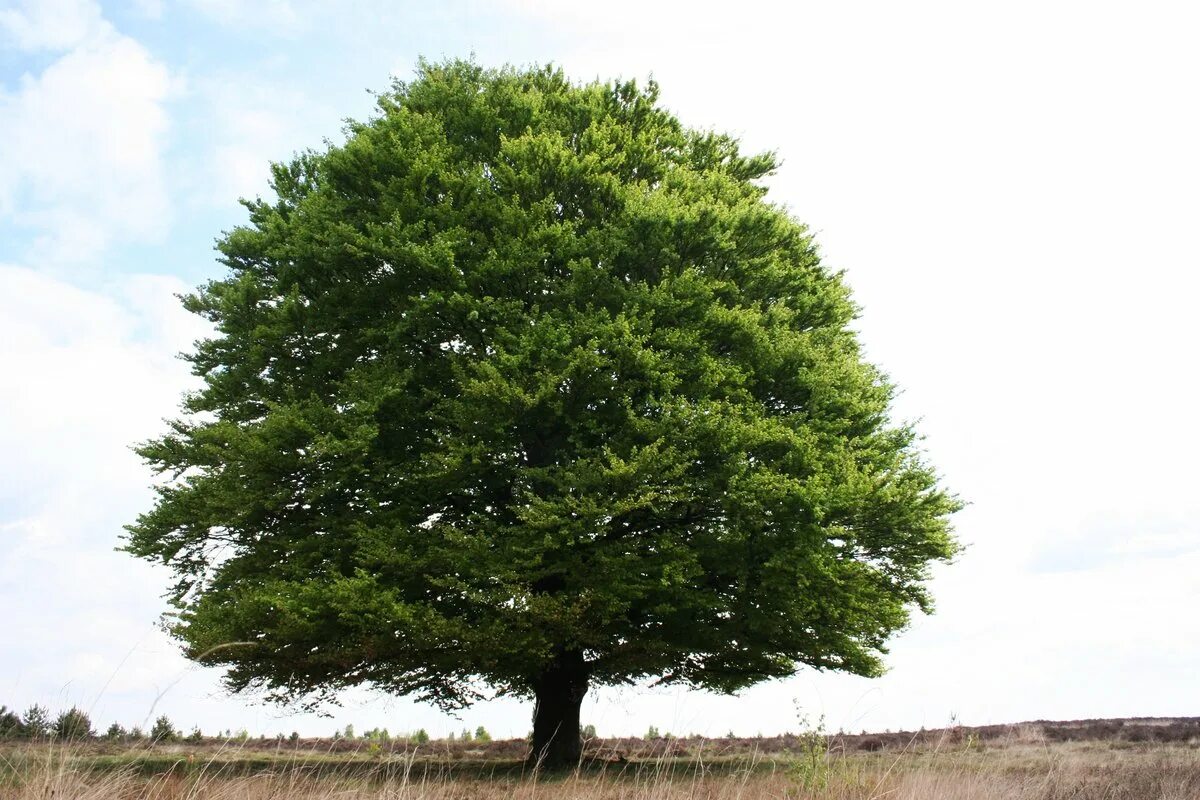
(528, 649, 588, 770)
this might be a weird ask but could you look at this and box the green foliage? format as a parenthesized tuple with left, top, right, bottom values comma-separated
(581, 724, 597, 739)
(125, 59, 959, 715)
(474, 725, 491, 742)
(128, 726, 145, 741)
(342, 724, 354, 740)
(645, 725, 660, 741)
(363, 727, 391, 743)
(0, 706, 23, 739)
(53, 707, 94, 740)
(413, 728, 430, 744)
(150, 715, 178, 743)
(104, 722, 127, 740)
(188, 727, 205, 743)
(788, 710, 830, 791)
(22, 705, 50, 739)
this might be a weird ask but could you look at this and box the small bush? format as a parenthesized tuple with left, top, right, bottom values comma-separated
(22, 705, 51, 739)
(0, 706, 23, 738)
(53, 707, 94, 740)
(104, 723, 127, 740)
(474, 726, 491, 742)
(413, 728, 430, 744)
(363, 727, 390, 743)
(582, 724, 597, 739)
(150, 715, 178, 743)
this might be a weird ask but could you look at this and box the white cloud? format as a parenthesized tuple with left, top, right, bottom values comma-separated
(0, 0, 107, 52)
(193, 76, 339, 206)
(186, 0, 303, 34)
(0, 264, 206, 509)
(0, 3, 173, 264)
(0, 264, 210, 714)
(207, 96, 293, 202)
(130, 0, 164, 20)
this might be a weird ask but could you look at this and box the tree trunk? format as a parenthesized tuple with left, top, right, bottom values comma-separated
(528, 649, 588, 770)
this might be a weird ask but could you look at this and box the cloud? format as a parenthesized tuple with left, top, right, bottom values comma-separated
(130, 0, 165, 20)
(0, 0, 106, 52)
(206, 91, 295, 203)
(1031, 511, 1199, 573)
(186, 0, 303, 35)
(191, 76, 339, 207)
(0, 263, 210, 710)
(0, 2, 173, 265)
(0, 265, 206, 510)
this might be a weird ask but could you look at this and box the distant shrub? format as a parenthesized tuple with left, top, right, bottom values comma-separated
(413, 728, 430, 744)
(581, 724, 597, 739)
(104, 723, 127, 740)
(289, 731, 300, 743)
(0, 706, 23, 738)
(363, 727, 391, 743)
(150, 715, 178, 743)
(128, 726, 145, 741)
(188, 727, 204, 743)
(788, 713, 830, 791)
(53, 707, 94, 740)
(474, 726, 491, 742)
(645, 725, 660, 740)
(22, 705, 51, 739)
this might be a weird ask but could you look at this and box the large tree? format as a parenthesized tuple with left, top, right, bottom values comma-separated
(126, 60, 959, 769)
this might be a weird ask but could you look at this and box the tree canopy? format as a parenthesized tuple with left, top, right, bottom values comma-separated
(125, 59, 959, 767)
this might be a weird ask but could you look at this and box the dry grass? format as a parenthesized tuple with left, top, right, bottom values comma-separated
(2, 739, 1198, 800)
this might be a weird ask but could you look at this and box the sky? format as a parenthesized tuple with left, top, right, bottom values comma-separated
(1, 0, 1197, 740)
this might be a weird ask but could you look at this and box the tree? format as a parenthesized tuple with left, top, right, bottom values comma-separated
(125, 59, 959, 770)
(21, 705, 50, 739)
(53, 707, 94, 740)
(150, 715, 177, 744)
(0, 706, 23, 739)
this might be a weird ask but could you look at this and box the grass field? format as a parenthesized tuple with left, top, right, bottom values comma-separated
(2, 720, 1198, 799)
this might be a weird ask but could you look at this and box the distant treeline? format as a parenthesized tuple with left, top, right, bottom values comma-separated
(0, 704, 494, 746)
(3, 704, 1197, 755)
